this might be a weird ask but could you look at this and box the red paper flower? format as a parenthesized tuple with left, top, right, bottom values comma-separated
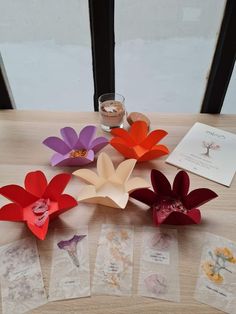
(130, 170, 218, 225)
(110, 121, 169, 161)
(0, 171, 77, 240)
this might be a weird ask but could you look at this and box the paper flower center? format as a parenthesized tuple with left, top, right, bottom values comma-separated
(70, 149, 87, 158)
(153, 198, 187, 215)
(32, 198, 50, 227)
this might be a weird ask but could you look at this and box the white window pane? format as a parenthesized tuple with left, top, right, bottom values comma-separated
(115, 0, 226, 113)
(0, 0, 93, 110)
(222, 64, 236, 113)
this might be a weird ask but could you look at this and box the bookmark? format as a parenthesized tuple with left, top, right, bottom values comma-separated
(0, 237, 47, 314)
(49, 226, 90, 301)
(138, 227, 180, 302)
(195, 233, 236, 313)
(92, 224, 134, 296)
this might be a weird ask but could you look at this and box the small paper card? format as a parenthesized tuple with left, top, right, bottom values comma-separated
(138, 227, 180, 302)
(194, 233, 236, 313)
(0, 237, 47, 314)
(92, 224, 134, 296)
(166, 122, 236, 186)
(49, 227, 90, 301)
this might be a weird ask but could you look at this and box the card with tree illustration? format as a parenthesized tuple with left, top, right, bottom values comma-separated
(166, 122, 236, 186)
(195, 233, 236, 313)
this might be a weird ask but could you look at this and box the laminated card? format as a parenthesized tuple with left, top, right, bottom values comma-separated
(0, 237, 47, 314)
(195, 233, 236, 313)
(92, 224, 134, 296)
(166, 122, 236, 186)
(138, 227, 180, 302)
(49, 227, 90, 301)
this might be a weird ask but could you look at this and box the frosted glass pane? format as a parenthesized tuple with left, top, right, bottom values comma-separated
(115, 0, 226, 113)
(222, 64, 236, 113)
(0, 0, 93, 110)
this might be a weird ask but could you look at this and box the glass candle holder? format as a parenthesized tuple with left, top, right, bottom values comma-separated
(98, 93, 126, 132)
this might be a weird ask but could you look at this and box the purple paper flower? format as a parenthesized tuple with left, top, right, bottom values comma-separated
(57, 234, 86, 267)
(43, 126, 108, 166)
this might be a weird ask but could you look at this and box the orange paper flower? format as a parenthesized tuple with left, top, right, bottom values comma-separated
(110, 121, 169, 161)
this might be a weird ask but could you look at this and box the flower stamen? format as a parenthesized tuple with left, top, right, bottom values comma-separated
(70, 149, 87, 158)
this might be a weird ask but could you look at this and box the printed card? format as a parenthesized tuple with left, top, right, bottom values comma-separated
(92, 224, 134, 296)
(166, 122, 236, 186)
(195, 233, 236, 313)
(138, 227, 180, 302)
(49, 227, 90, 301)
(0, 237, 47, 314)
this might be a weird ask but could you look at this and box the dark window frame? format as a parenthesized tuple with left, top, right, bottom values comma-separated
(0, 53, 15, 109)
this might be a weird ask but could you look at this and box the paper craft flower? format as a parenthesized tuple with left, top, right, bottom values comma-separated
(73, 152, 149, 209)
(110, 121, 169, 161)
(130, 170, 218, 225)
(57, 234, 86, 267)
(0, 171, 77, 240)
(43, 126, 108, 166)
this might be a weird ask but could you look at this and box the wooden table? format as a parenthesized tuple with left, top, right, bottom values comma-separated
(0, 110, 235, 314)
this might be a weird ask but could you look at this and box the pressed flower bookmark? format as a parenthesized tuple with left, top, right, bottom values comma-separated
(138, 227, 180, 302)
(49, 227, 90, 301)
(92, 224, 134, 296)
(195, 233, 236, 313)
(0, 237, 47, 314)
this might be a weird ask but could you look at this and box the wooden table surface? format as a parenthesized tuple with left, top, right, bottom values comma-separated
(0, 110, 236, 314)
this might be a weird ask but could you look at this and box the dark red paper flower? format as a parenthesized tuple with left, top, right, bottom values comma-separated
(130, 170, 218, 225)
(0, 171, 77, 240)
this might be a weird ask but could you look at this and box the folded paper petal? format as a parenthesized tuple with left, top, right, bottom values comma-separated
(138, 145, 169, 162)
(90, 137, 108, 153)
(110, 138, 137, 159)
(60, 127, 78, 148)
(78, 125, 96, 148)
(97, 152, 115, 179)
(130, 188, 159, 206)
(130, 121, 148, 143)
(43, 136, 71, 154)
(111, 128, 136, 146)
(43, 173, 72, 201)
(125, 177, 150, 192)
(183, 188, 218, 210)
(0, 203, 24, 221)
(151, 169, 172, 196)
(26, 216, 49, 240)
(141, 129, 168, 149)
(24, 170, 47, 198)
(154, 208, 201, 225)
(49, 194, 77, 219)
(0, 185, 38, 207)
(73, 169, 103, 187)
(113, 159, 137, 184)
(172, 170, 189, 198)
(51, 150, 94, 167)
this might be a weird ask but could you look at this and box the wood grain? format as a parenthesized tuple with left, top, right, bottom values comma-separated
(0, 110, 236, 314)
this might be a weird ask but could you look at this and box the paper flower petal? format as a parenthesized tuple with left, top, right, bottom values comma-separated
(0, 185, 38, 207)
(24, 171, 47, 198)
(125, 177, 150, 193)
(183, 188, 218, 210)
(155, 208, 201, 225)
(138, 145, 169, 162)
(78, 125, 96, 148)
(43, 173, 72, 201)
(114, 159, 137, 184)
(60, 127, 78, 148)
(151, 169, 172, 196)
(0, 203, 23, 221)
(90, 137, 108, 153)
(51, 150, 94, 167)
(141, 129, 168, 149)
(43, 136, 71, 154)
(73, 169, 102, 187)
(26, 216, 49, 240)
(110, 138, 137, 159)
(130, 121, 148, 143)
(111, 128, 136, 146)
(50, 194, 77, 219)
(130, 188, 159, 206)
(172, 170, 190, 198)
(97, 152, 115, 179)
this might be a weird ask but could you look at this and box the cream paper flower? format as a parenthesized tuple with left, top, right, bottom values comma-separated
(73, 152, 149, 209)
